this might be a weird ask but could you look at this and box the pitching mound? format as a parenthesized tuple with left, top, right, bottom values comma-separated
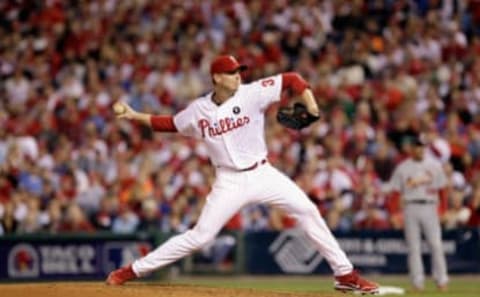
(0, 282, 337, 297)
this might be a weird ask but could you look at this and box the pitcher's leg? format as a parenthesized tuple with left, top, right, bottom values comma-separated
(404, 206, 425, 289)
(250, 165, 377, 294)
(421, 206, 448, 286)
(296, 204, 353, 276)
(257, 167, 352, 276)
(132, 189, 247, 276)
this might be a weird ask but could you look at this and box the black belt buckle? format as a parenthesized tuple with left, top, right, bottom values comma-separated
(239, 159, 266, 172)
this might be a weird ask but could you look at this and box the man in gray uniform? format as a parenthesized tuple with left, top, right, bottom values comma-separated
(383, 135, 448, 291)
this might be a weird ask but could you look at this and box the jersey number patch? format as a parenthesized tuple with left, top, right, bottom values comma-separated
(261, 78, 275, 87)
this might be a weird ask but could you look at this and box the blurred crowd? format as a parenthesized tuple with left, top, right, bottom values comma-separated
(1, 0, 480, 236)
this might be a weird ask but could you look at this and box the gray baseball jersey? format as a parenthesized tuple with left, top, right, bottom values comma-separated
(387, 158, 447, 202)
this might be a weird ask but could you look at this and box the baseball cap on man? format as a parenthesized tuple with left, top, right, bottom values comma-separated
(210, 55, 247, 74)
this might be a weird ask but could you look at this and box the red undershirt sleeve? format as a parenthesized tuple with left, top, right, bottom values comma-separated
(281, 72, 309, 95)
(150, 115, 178, 132)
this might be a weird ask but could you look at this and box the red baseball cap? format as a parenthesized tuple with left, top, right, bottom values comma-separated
(210, 55, 247, 75)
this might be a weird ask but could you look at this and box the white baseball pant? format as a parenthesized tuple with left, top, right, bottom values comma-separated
(132, 163, 353, 276)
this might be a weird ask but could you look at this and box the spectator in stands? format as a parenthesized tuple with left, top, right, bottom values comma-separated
(16, 194, 43, 234)
(44, 198, 63, 234)
(111, 205, 139, 234)
(59, 204, 94, 233)
(467, 182, 480, 227)
(244, 205, 270, 232)
(137, 198, 162, 234)
(442, 187, 471, 229)
(0, 201, 17, 234)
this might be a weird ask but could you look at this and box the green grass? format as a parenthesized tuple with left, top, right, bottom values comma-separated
(169, 275, 480, 297)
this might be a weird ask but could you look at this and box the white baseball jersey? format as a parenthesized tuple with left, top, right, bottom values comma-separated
(173, 74, 282, 169)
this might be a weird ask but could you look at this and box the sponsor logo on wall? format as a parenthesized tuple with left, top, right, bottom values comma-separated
(8, 244, 40, 278)
(1, 239, 153, 280)
(8, 244, 96, 277)
(269, 230, 458, 273)
(39, 244, 96, 274)
(269, 229, 324, 273)
(103, 242, 151, 273)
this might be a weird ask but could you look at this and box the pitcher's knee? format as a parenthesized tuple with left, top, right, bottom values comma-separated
(298, 203, 320, 218)
(188, 227, 216, 248)
(296, 204, 325, 230)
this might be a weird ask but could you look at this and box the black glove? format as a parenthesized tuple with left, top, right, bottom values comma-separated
(276, 102, 320, 130)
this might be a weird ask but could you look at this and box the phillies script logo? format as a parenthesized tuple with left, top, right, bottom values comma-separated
(198, 116, 250, 138)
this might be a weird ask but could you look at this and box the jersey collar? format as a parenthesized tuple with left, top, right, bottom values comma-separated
(210, 89, 239, 106)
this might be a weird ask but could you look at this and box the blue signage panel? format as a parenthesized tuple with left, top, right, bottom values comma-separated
(0, 235, 153, 280)
(245, 229, 480, 274)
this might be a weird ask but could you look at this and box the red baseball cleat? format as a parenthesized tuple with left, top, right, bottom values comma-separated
(105, 265, 137, 285)
(334, 270, 379, 294)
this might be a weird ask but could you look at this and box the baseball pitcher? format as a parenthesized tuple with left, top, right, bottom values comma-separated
(106, 55, 378, 294)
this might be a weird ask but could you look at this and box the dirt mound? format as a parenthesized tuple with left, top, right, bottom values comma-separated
(0, 282, 337, 297)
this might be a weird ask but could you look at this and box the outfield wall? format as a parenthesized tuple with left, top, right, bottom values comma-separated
(245, 229, 480, 274)
(0, 232, 161, 281)
(0, 229, 478, 281)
